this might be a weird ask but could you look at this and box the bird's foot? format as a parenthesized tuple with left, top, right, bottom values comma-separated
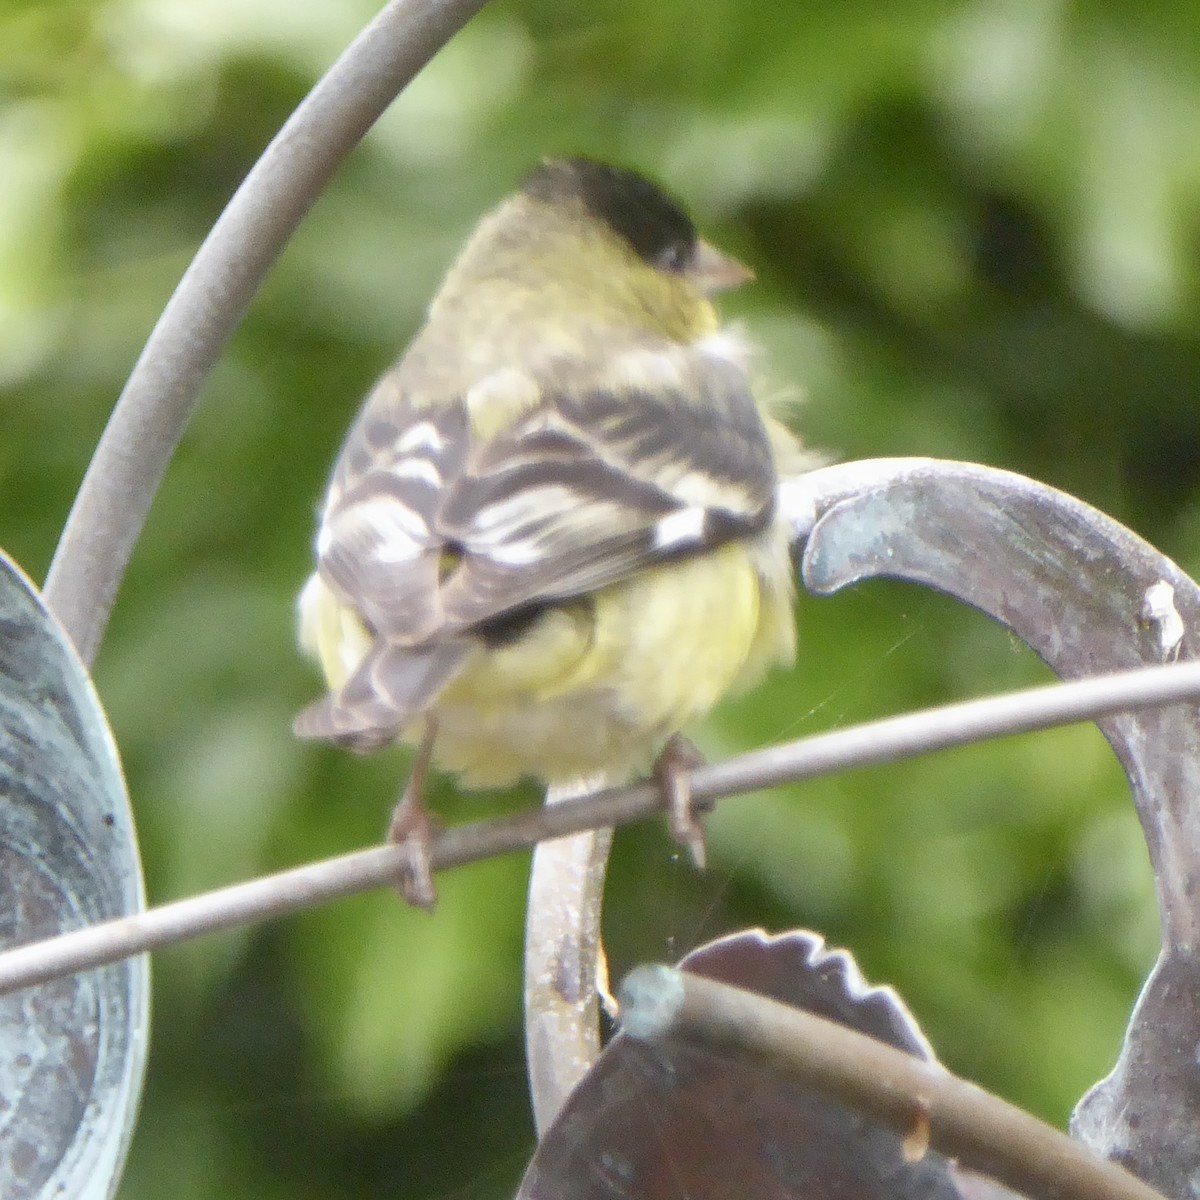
(654, 733, 709, 869)
(387, 721, 441, 910)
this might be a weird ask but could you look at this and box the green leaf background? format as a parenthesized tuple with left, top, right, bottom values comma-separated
(1, 0, 1187, 1194)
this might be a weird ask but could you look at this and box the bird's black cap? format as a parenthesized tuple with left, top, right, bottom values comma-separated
(523, 157, 698, 271)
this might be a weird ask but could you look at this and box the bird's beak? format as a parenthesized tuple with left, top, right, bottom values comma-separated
(688, 239, 755, 294)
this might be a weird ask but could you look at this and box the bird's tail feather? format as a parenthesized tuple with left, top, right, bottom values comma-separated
(294, 640, 469, 752)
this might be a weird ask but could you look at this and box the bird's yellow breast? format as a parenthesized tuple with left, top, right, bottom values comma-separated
(426, 527, 795, 788)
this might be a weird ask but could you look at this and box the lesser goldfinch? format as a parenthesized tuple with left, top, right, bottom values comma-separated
(295, 157, 806, 904)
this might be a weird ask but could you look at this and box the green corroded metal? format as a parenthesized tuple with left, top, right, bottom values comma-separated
(0, 549, 148, 1199)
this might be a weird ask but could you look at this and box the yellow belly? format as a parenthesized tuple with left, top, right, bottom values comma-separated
(427, 532, 795, 787)
(300, 525, 796, 788)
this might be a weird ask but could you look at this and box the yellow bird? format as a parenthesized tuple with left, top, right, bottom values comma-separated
(295, 158, 806, 904)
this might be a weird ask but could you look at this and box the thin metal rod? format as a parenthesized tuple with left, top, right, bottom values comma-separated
(4, 658, 1200, 995)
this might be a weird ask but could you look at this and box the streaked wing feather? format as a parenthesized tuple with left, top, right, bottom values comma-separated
(555, 360, 776, 502)
(436, 353, 777, 628)
(317, 346, 776, 650)
(437, 449, 719, 629)
(294, 640, 470, 751)
(317, 393, 471, 640)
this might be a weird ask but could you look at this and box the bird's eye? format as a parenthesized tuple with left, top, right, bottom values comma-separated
(655, 240, 693, 272)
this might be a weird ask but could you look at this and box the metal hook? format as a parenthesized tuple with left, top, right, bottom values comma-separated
(798, 458, 1200, 1195)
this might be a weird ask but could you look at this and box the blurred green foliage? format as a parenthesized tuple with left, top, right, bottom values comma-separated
(2, 0, 1193, 1194)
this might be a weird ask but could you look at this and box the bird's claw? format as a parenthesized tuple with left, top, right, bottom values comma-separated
(387, 720, 440, 910)
(387, 796, 441, 911)
(654, 733, 709, 869)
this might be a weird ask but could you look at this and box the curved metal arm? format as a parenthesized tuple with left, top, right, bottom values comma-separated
(524, 782, 613, 1136)
(44, 0, 491, 665)
(797, 458, 1200, 1196)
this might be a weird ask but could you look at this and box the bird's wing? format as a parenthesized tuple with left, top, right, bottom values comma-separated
(316, 344, 778, 647)
(315, 385, 471, 642)
(435, 346, 778, 632)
